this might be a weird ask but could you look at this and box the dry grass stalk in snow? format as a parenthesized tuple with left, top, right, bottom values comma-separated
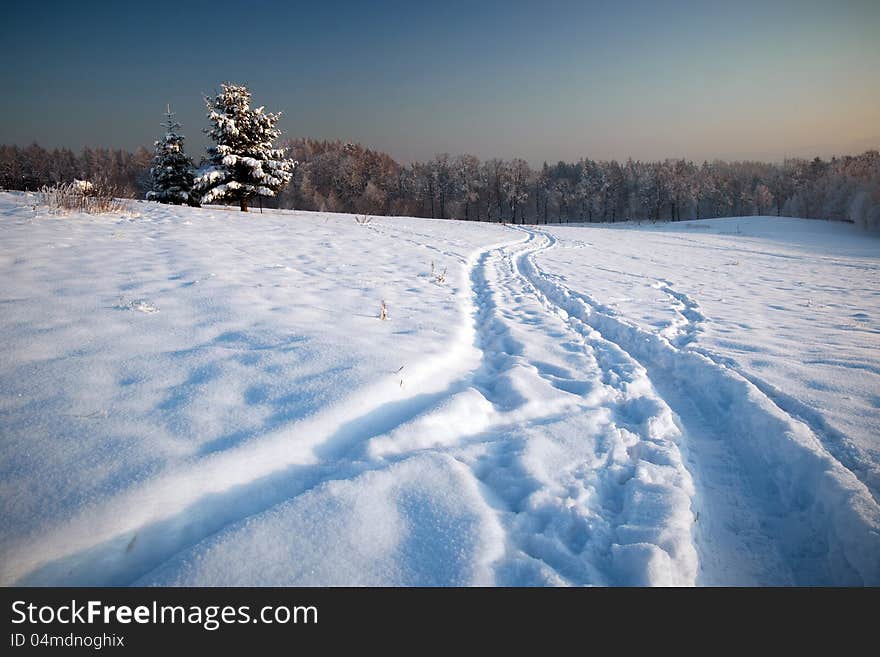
(37, 180, 127, 215)
(430, 261, 447, 283)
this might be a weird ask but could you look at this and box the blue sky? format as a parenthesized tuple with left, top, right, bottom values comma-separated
(1, 0, 877, 163)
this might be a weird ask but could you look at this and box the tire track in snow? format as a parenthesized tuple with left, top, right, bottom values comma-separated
(521, 227, 880, 585)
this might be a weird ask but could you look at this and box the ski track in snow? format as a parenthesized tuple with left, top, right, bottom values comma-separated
(2, 207, 878, 586)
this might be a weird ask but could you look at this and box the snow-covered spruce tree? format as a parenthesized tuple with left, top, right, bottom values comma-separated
(193, 83, 294, 211)
(146, 105, 196, 205)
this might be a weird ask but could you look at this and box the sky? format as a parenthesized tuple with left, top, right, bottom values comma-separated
(1, 0, 878, 165)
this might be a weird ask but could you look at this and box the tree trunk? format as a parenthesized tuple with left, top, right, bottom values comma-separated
(240, 197, 248, 212)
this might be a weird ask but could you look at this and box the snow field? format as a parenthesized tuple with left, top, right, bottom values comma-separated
(1, 194, 878, 585)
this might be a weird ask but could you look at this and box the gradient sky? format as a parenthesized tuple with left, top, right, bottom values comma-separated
(1, 0, 878, 164)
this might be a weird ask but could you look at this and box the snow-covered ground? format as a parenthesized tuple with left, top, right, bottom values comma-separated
(1, 192, 878, 586)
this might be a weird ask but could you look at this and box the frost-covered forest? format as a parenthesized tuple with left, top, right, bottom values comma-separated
(2, 140, 878, 228)
(281, 141, 880, 228)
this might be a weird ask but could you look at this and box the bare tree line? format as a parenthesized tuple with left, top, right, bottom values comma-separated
(0, 143, 152, 198)
(2, 140, 878, 228)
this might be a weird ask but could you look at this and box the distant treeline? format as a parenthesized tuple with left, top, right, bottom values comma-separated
(2, 140, 878, 228)
(280, 140, 879, 229)
(0, 144, 152, 198)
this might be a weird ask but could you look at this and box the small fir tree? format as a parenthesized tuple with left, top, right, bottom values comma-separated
(147, 105, 196, 205)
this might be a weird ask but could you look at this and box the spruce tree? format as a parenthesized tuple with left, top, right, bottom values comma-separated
(193, 83, 294, 211)
(146, 105, 196, 205)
